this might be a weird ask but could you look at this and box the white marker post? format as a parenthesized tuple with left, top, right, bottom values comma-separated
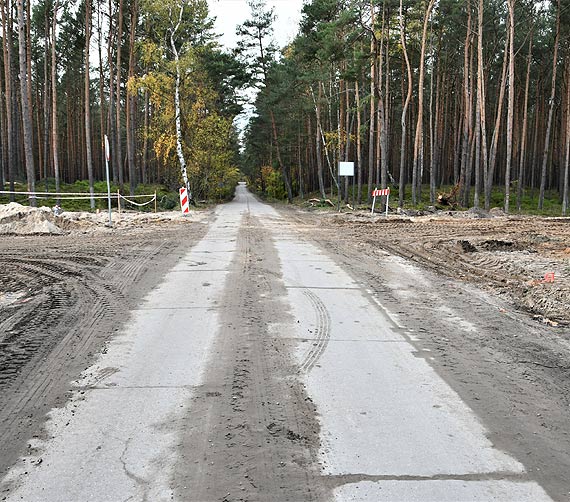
(339, 162, 355, 212)
(104, 135, 112, 227)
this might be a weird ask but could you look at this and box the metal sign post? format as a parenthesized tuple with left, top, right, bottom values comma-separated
(104, 135, 112, 227)
(339, 162, 355, 211)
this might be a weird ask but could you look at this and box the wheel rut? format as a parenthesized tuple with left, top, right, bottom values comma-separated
(0, 228, 205, 479)
(174, 213, 327, 502)
(299, 290, 331, 374)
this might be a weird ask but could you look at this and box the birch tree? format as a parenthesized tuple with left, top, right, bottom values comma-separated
(170, 1, 190, 196)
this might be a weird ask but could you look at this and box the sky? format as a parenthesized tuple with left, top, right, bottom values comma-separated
(208, 0, 304, 49)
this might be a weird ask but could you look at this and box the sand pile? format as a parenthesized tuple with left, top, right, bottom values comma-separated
(0, 202, 207, 235)
(0, 203, 64, 235)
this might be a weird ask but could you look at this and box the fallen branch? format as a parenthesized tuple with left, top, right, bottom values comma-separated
(308, 198, 335, 207)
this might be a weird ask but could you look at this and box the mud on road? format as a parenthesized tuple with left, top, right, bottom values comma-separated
(1, 203, 569, 500)
(0, 216, 209, 478)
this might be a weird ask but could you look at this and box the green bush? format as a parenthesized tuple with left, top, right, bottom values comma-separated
(265, 169, 287, 200)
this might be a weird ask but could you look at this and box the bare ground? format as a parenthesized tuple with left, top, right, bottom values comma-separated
(0, 213, 210, 480)
(1, 203, 569, 500)
(284, 206, 570, 501)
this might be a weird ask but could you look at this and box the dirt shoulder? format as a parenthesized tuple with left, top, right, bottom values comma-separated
(295, 209, 570, 325)
(281, 205, 570, 500)
(0, 212, 210, 478)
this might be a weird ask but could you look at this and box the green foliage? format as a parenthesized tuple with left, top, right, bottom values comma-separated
(264, 168, 287, 200)
(133, 1, 244, 202)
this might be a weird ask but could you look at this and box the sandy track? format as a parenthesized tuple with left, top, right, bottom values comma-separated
(0, 221, 208, 477)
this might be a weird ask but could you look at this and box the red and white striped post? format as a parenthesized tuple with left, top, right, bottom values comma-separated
(179, 187, 190, 214)
(371, 188, 390, 217)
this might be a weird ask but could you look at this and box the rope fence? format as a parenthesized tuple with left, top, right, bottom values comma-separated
(0, 190, 158, 213)
(118, 193, 157, 207)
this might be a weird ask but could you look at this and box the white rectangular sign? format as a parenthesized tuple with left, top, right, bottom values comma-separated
(339, 162, 355, 176)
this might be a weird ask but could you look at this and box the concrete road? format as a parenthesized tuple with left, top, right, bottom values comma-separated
(1, 184, 552, 501)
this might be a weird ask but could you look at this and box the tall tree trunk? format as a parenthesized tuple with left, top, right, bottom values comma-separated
(297, 125, 303, 199)
(85, 0, 95, 208)
(126, 0, 138, 195)
(16, 0, 36, 205)
(460, 0, 472, 205)
(538, 0, 560, 210)
(116, 0, 124, 190)
(485, 24, 509, 208)
(516, 33, 532, 212)
(399, 0, 412, 208)
(43, 9, 50, 191)
(312, 85, 326, 199)
(107, 0, 118, 184)
(0, 52, 5, 191)
(504, 0, 516, 213)
(356, 80, 363, 204)
(97, 0, 106, 186)
(1, 0, 15, 199)
(563, 58, 570, 215)
(476, 0, 489, 208)
(368, 0, 375, 202)
(377, 2, 388, 200)
(412, 0, 436, 205)
(51, 0, 61, 201)
(25, 0, 33, 167)
(429, 40, 437, 203)
(142, 89, 149, 184)
(343, 80, 351, 204)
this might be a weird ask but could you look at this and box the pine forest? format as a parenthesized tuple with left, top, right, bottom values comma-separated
(1, 0, 569, 215)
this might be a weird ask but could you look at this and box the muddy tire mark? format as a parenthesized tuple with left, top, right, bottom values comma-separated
(299, 290, 331, 374)
(174, 213, 326, 502)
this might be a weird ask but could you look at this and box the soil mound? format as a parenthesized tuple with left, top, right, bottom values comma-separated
(0, 203, 63, 235)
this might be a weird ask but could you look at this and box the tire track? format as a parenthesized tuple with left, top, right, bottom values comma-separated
(175, 212, 326, 501)
(0, 228, 202, 478)
(298, 290, 332, 374)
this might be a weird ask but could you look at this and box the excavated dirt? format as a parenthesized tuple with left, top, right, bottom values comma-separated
(302, 210, 570, 326)
(0, 211, 210, 478)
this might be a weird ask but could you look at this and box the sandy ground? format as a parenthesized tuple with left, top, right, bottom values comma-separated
(0, 201, 569, 500)
(284, 205, 570, 500)
(0, 206, 211, 479)
(298, 208, 570, 325)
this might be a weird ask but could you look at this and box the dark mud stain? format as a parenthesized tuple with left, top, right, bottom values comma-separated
(173, 213, 326, 502)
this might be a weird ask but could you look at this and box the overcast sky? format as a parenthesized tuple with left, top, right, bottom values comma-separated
(208, 0, 304, 49)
